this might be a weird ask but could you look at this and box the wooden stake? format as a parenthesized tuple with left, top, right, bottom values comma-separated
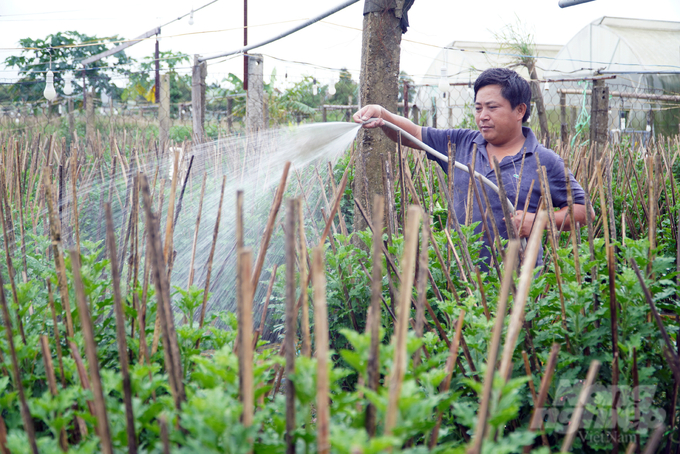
(251, 162, 291, 289)
(187, 173, 207, 287)
(385, 206, 421, 437)
(468, 241, 520, 453)
(238, 248, 254, 441)
(366, 195, 384, 437)
(524, 343, 560, 452)
(498, 211, 548, 382)
(40, 336, 69, 451)
(0, 268, 38, 454)
(285, 198, 297, 454)
(69, 249, 114, 454)
(297, 199, 311, 357)
(560, 360, 601, 453)
(313, 246, 331, 454)
(197, 175, 227, 333)
(105, 204, 138, 454)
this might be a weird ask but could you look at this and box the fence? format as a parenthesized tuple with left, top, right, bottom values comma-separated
(3, 68, 680, 154)
(410, 74, 680, 151)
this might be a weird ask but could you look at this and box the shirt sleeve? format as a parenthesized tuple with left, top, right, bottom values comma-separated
(422, 127, 479, 173)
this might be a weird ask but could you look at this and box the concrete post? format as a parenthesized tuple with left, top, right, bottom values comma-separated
(192, 54, 207, 143)
(246, 53, 265, 134)
(590, 78, 609, 160)
(560, 92, 568, 145)
(159, 73, 170, 148)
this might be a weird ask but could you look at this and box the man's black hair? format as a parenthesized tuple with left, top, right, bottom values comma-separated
(474, 68, 532, 122)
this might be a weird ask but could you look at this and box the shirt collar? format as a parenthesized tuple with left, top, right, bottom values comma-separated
(473, 126, 539, 155)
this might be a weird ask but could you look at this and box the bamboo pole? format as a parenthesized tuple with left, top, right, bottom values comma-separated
(0, 270, 38, 454)
(251, 162, 291, 289)
(313, 246, 331, 454)
(285, 198, 297, 454)
(385, 206, 422, 437)
(238, 248, 254, 444)
(105, 204, 138, 454)
(47, 280, 66, 386)
(70, 249, 114, 454)
(429, 309, 465, 449)
(140, 175, 186, 409)
(525, 343, 560, 452)
(196, 175, 227, 333)
(40, 336, 69, 451)
(0, 192, 26, 344)
(44, 177, 74, 338)
(560, 360, 601, 453)
(187, 173, 207, 287)
(365, 195, 384, 437)
(297, 199, 311, 357)
(522, 351, 549, 448)
(468, 241, 520, 454)
(498, 211, 549, 382)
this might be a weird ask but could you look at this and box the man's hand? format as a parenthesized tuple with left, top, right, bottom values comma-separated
(353, 105, 384, 128)
(510, 210, 535, 238)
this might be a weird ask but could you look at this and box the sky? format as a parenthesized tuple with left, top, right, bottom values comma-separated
(1, 0, 680, 90)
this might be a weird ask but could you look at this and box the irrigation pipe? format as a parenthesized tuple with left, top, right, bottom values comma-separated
(364, 118, 517, 216)
(199, 0, 360, 62)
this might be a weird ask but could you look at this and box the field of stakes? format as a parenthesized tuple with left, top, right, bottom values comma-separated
(0, 124, 678, 454)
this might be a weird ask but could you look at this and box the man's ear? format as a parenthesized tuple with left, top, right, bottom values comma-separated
(516, 103, 527, 121)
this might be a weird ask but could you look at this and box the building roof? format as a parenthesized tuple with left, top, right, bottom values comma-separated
(546, 16, 680, 76)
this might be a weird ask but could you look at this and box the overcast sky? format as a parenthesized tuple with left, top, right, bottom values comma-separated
(2, 0, 680, 88)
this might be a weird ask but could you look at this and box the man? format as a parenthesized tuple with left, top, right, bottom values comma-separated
(354, 67, 592, 267)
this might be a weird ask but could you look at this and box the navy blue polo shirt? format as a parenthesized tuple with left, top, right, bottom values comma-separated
(422, 126, 586, 267)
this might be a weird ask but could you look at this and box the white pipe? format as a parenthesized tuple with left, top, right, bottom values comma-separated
(199, 0, 360, 62)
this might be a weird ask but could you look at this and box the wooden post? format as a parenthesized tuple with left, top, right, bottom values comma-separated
(403, 80, 409, 119)
(322, 105, 327, 123)
(191, 54, 207, 143)
(560, 92, 568, 145)
(68, 98, 75, 149)
(590, 78, 609, 160)
(246, 53, 265, 134)
(227, 98, 233, 133)
(85, 88, 95, 145)
(412, 104, 420, 124)
(159, 73, 170, 149)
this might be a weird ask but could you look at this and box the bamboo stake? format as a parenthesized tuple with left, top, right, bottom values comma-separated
(560, 361, 601, 453)
(366, 195, 384, 437)
(47, 280, 66, 386)
(641, 425, 665, 454)
(40, 336, 69, 451)
(524, 344, 560, 451)
(285, 199, 297, 454)
(0, 414, 9, 454)
(0, 192, 26, 344)
(313, 246, 331, 454)
(70, 249, 114, 454)
(429, 309, 465, 449)
(196, 175, 227, 333)
(0, 270, 38, 454)
(257, 264, 278, 339)
(251, 162, 291, 290)
(238, 248, 254, 444)
(297, 199, 311, 357)
(564, 165, 581, 284)
(187, 173, 207, 287)
(44, 177, 74, 338)
(140, 175, 186, 408)
(159, 415, 171, 454)
(105, 204, 138, 454)
(468, 241, 520, 453)
(162, 149, 180, 265)
(385, 206, 422, 437)
(71, 154, 81, 255)
(413, 216, 428, 369)
(498, 211, 549, 382)
(522, 351, 549, 448)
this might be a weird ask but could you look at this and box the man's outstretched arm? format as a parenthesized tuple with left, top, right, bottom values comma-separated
(353, 105, 424, 150)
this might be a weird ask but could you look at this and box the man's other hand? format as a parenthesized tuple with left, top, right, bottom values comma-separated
(353, 105, 384, 128)
(511, 210, 535, 238)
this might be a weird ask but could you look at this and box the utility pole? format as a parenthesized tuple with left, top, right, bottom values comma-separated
(354, 0, 411, 232)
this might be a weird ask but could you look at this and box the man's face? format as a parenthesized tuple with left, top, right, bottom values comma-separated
(474, 84, 525, 145)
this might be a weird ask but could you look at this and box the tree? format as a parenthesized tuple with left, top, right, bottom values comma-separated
(121, 50, 191, 104)
(328, 68, 359, 106)
(4, 31, 133, 103)
(494, 19, 550, 146)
